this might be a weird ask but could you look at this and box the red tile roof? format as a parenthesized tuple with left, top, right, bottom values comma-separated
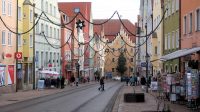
(93, 19, 136, 43)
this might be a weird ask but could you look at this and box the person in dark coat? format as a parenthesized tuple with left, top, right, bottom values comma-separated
(61, 76, 65, 89)
(141, 76, 146, 85)
(98, 76, 105, 91)
(70, 75, 75, 86)
(56, 77, 60, 88)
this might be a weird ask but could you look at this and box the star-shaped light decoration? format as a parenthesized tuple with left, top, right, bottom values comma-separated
(76, 19, 85, 30)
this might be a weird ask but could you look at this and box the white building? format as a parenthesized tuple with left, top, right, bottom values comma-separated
(34, 0, 61, 80)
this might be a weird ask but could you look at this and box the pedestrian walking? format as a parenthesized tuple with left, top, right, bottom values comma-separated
(98, 76, 105, 91)
(75, 77, 79, 86)
(141, 76, 146, 90)
(61, 76, 65, 89)
(56, 77, 60, 88)
(125, 76, 129, 86)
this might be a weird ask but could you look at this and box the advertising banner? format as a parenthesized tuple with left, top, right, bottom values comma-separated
(8, 65, 14, 84)
(0, 65, 6, 86)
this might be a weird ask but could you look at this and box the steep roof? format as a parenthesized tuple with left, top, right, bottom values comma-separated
(93, 19, 136, 43)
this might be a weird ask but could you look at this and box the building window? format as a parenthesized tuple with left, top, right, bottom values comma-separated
(45, 1, 48, 13)
(2, 31, 6, 45)
(196, 9, 200, 31)
(41, 23, 44, 32)
(50, 4, 52, 15)
(50, 27, 52, 38)
(131, 58, 133, 62)
(30, 9, 33, 22)
(41, 0, 44, 11)
(158, 41, 160, 55)
(74, 8, 80, 13)
(41, 52, 44, 67)
(176, 30, 179, 48)
(189, 13, 192, 33)
(18, 34, 21, 46)
(175, 0, 179, 11)
(54, 28, 56, 38)
(57, 29, 59, 39)
(184, 16, 187, 34)
(8, 0, 12, 16)
(168, 33, 171, 50)
(172, 32, 175, 49)
(45, 25, 48, 36)
(165, 34, 167, 50)
(112, 68, 115, 72)
(112, 58, 115, 62)
(155, 46, 157, 54)
(54, 6, 56, 16)
(57, 53, 59, 66)
(36, 23, 39, 34)
(8, 32, 11, 46)
(2, 0, 6, 15)
(172, 0, 175, 14)
(18, 7, 21, 20)
(29, 34, 33, 47)
(36, 51, 39, 68)
(45, 52, 48, 66)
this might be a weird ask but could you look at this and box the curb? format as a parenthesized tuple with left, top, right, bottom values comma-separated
(104, 84, 123, 112)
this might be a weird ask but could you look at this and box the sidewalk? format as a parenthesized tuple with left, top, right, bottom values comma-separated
(112, 85, 194, 112)
(0, 81, 97, 107)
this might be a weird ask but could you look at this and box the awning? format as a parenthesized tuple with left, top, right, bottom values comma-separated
(160, 47, 200, 61)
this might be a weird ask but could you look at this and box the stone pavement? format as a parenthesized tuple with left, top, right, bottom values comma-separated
(0, 81, 97, 107)
(112, 84, 196, 112)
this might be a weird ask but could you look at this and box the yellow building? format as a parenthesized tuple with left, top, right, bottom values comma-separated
(93, 19, 136, 78)
(151, 0, 163, 76)
(17, 0, 34, 90)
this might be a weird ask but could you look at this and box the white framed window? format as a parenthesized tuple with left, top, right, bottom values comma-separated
(45, 1, 48, 13)
(54, 6, 56, 16)
(57, 53, 59, 66)
(8, 32, 12, 46)
(50, 4, 52, 15)
(172, 32, 175, 49)
(172, 0, 175, 14)
(36, 23, 39, 34)
(41, 0, 44, 11)
(45, 25, 48, 36)
(18, 34, 22, 46)
(176, 30, 179, 48)
(41, 23, 44, 33)
(165, 34, 167, 50)
(183, 16, 187, 34)
(189, 13, 192, 33)
(29, 34, 33, 47)
(196, 9, 200, 31)
(176, 0, 179, 11)
(50, 27, 52, 37)
(8, 0, 12, 16)
(30, 9, 33, 22)
(18, 7, 21, 20)
(2, 31, 6, 45)
(168, 33, 171, 50)
(54, 28, 56, 38)
(57, 29, 59, 39)
(2, 0, 6, 15)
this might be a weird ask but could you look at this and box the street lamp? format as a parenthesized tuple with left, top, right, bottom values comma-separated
(145, 23, 149, 93)
(23, 0, 36, 89)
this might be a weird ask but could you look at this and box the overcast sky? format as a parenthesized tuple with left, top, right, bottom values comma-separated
(57, 0, 140, 24)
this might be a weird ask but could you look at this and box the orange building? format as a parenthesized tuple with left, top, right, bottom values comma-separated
(180, 0, 200, 75)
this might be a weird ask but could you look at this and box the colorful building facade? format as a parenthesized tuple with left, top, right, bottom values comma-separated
(0, 0, 17, 93)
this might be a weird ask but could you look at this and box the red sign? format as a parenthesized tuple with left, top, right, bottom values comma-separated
(15, 52, 22, 59)
(49, 64, 52, 67)
(8, 65, 14, 84)
(5, 53, 12, 58)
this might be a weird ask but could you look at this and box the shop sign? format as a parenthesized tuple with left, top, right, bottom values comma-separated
(15, 52, 22, 59)
(5, 53, 12, 58)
